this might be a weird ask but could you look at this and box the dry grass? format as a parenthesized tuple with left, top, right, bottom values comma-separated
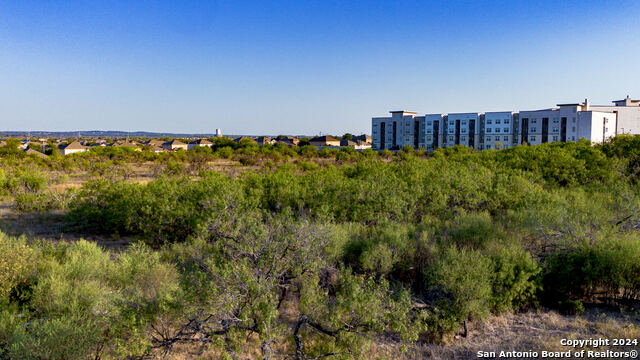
(400, 308, 640, 359)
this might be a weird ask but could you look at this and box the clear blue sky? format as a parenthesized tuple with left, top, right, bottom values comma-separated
(1, 0, 639, 135)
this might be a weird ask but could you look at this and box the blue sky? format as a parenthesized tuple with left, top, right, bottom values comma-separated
(1, 0, 639, 135)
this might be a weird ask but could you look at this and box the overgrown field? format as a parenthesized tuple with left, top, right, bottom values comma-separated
(2, 137, 640, 359)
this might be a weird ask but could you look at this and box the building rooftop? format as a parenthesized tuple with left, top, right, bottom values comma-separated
(556, 103, 582, 107)
(62, 141, 87, 150)
(389, 110, 417, 114)
(311, 135, 339, 142)
(612, 95, 640, 106)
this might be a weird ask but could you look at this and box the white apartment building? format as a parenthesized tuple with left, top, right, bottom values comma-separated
(372, 111, 422, 150)
(371, 96, 640, 151)
(444, 113, 480, 149)
(424, 114, 445, 149)
(482, 112, 515, 150)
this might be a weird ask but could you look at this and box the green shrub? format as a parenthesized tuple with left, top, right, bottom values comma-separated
(542, 234, 640, 312)
(440, 212, 503, 249)
(4, 315, 104, 360)
(0, 233, 33, 301)
(0, 235, 182, 358)
(487, 243, 540, 312)
(66, 173, 246, 244)
(18, 170, 47, 192)
(215, 146, 234, 159)
(425, 246, 492, 339)
(14, 190, 75, 212)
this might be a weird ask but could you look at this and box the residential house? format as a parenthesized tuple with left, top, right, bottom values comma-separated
(310, 136, 340, 147)
(340, 139, 358, 147)
(234, 137, 257, 144)
(24, 148, 48, 159)
(145, 139, 165, 147)
(115, 141, 141, 151)
(275, 136, 299, 146)
(188, 139, 213, 149)
(354, 134, 372, 144)
(61, 141, 88, 155)
(162, 139, 188, 151)
(256, 136, 276, 146)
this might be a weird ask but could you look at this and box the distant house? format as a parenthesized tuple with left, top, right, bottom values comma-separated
(275, 136, 299, 146)
(19, 141, 41, 150)
(354, 140, 372, 150)
(339, 139, 371, 150)
(256, 136, 276, 146)
(340, 139, 358, 147)
(310, 136, 340, 147)
(60, 141, 88, 155)
(162, 139, 188, 151)
(188, 139, 213, 149)
(115, 141, 141, 151)
(24, 148, 48, 159)
(145, 139, 165, 147)
(234, 136, 257, 144)
(149, 145, 165, 153)
(354, 134, 372, 144)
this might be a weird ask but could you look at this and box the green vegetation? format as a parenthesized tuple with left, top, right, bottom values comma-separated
(1, 137, 640, 358)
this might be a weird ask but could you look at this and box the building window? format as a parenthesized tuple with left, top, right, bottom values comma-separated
(496, 119, 501, 124)
(532, 119, 537, 124)
(530, 136, 536, 142)
(572, 117, 576, 123)
(572, 127, 576, 132)
(531, 127, 537, 132)
(503, 128, 509, 132)
(553, 118, 559, 123)
(605, 127, 608, 132)
(449, 136, 454, 141)
(462, 120, 467, 125)
(427, 121, 432, 126)
(552, 127, 559, 132)
(503, 136, 508, 141)
(486, 128, 492, 133)
(461, 136, 466, 141)
(487, 119, 492, 124)
(553, 136, 558, 141)
(504, 119, 509, 124)
(426, 136, 432, 141)
(495, 128, 501, 133)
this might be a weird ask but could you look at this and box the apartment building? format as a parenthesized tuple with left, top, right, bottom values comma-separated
(372, 97, 639, 151)
(482, 112, 515, 150)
